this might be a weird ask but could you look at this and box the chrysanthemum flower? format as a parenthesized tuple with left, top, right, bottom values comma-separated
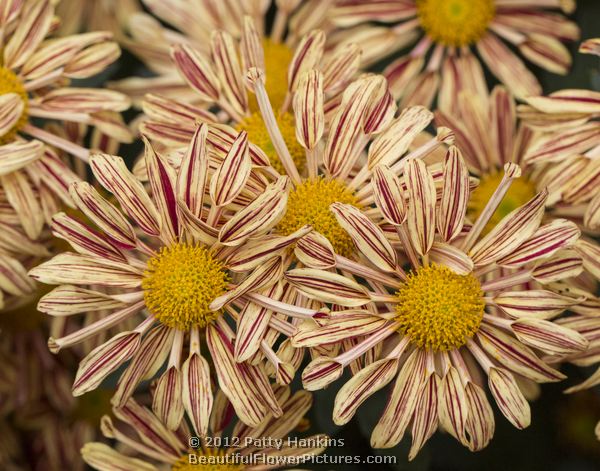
(0, 0, 131, 240)
(285, 149, 588, 457)
(82, 387, 327, 470)
(29, 127, 324, 430)
(332, 0, 579, 107)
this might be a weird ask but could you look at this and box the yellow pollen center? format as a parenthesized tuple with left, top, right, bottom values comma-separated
(277, 177, 359, 257)
(236, 111, 305, 175)
(142, 243, 230, 331)
(0, 67, 29, 144)
(468, 171, 537, 235)
(395, 264, 485, 352)
(172, 451, 243, 471)
(416, 0, 495, 47)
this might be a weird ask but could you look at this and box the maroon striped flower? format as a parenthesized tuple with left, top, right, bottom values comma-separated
(285, 148, 588, 458)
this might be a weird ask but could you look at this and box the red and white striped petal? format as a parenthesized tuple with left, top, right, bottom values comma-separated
(371, 349, 426, 448)
(0, 140, 43, 176)
(211, 30, 247, 116)
(531, 249, 583, 283)
(3, 0, 53, 69)
(525, 89, 600, 114)
(334, 358, 399, 425)
(477, 32, 541, 99)
(285, 268, 370, 307)
(523, 123, 600, 164)
(153, 366, 184, 430)
(209, 131, 251, 206)
(511, 318, 588, 356)
(37, 285, 126, 316)
(69, 181, 137, 249)
(0, 0, 22, 27)
(490, 86, 516, 165)
(37, 88, 129, 113)
(302, 356, 344, 391)
(81, 443, 157, 471)
(51, 212, 125, 262)
(287, 30, 325, 93)
(491, 289, 582, 319)
(294, 231, 336, 269)
(73, 331, 141, 396)
(469, 190, 547, 266)
(176, 124, 209, 219)
(331, 203, 397, 273)
(182, 352, 212, 437)
(575, 239, 600, 280)
(0, 93, 24, 136)
(519, 33, 571, 75)
(293, 312, 386, 348)
(477, 325, 565, 382)
(1, 170, 44, 239)
(437, 146, 469, 242)
(464, 381, 495, 451)
(90, 153, 161, 237)
(439, 366, 468, 445)
(321, 42, 361, 94)
(497, 219, 580, 268)
(171, 43, 220, 102)
(429, 242, 474, 275)
(368, 106, 433, 169)
(0, 254, 36, 296)
(488, 367, 531, 429)
(584, 191, 600, 230)
(293, 69, 324, 150)
(145, 140, 179, 243)
(64, 41, 122, 79)
(371, 164, 406, 226)
(409, 372, 439, 460)
(218, 177, 289, 246)
(29, 252, 142, 288)
(405, 159, 436, 256)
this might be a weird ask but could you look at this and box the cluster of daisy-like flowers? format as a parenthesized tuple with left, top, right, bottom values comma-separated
(1, 0, 599, 469)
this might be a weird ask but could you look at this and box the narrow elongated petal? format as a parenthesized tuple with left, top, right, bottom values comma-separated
(519, 33, 571, 75)
(294, 231, 336, 269)
(38, 285, 126, 316)
(209, 131, 251, 206)
(153, 366, 184, 430)
(285, 268, 370, 307)
(511, 318, 588, 355)
(334, 358, 399, 425)
(37, 88, 129, 113)
(584, 191, 600, 230)
(492, 290, 582, 319)
(0, 140, 43, 176)
(302, 357, 344, 391)
(372, 164, 406, 225)
(171, 43, 220, 101)
(182, 353, 212, 437)
(1, 171, 44, 239)
(331, 203, 397, 272)
(294, 69, 324, 150)
(439, 367, 468, 445)
(73, 332, 141, 396)
(293, 313, 386, 348)
(488, 367, 530, 429)
(405, 159, 436, 256)
(575, 240, 600, 280)
(409, 373, 439, 460)
(464, 382, 495, 451)
(0, 93, 24, 136)
(437, 146, 469, 241)
(90, 154, 161, 237)
(525, 89, 600, 114)
(523, 123, 600, 164)
(211, 30, 247, 116)
(287, 30, 325, 93)
(176, 124, 209, 218)
(81, 443, 158, 471)
(429, 243, 474, 275)
(0, 254, 36, 296)
(531, 249, 583, 283)
(477, 326, 565, 382)
(470, 190, 547, 266)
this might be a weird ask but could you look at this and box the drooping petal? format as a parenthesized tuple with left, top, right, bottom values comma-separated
(488, 367, 531, 429)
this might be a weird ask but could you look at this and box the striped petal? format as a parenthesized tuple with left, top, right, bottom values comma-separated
(153, 366, 184, 430)
(531, 249, 583, 283)
(519, 33, 571, 75)
(301, 356, 344, 391)
(511, 318, 588, 356)
(525, 89, 600, 114)
(29, 252, 142, 288)
(1, 170, 44, 239)
(477, 326, 565, 382)
(405, 159, 436, 256)
(469, 190, 547, 266)
(82, 443, 158, 471)
(488, 367, 530, 429)
(523, 122, 600, 164)
(182, 353, 212, 437)
(0, 140, 43, 176)
(491, 289, 582, 319)
(285, 268, 370, 307)
(575, 240, 600, 280)
(333, 358, 399, 425)
(371, 164, 407, 226)
(0, 93, 24, 136)
(90, 153, 161, 237)
(37, 88, 129, 113)
(371, 349, 426, 448)
(209, 131, 251, 207)
(73, 331, 141, 396)
(69, 181, 137, 249)
(331, 203, 397, 273)
(0, 254, 36, 296)
(38, 285, 126, 316)
(176, 123, 209, 218)
(211, 30, 247, 116)
(429, 242, 474, 275)
(294, 231, 336, 269)
(409, 372, 439, 460)
(437, 146, 469, 242)
(293, 69, 324, 150)
(171, 43, 220, 101)
(497, 219, 580, 268)
(439, 367, 468, 445)
(584, 191, 600, 230)
(287, 30, 325, 93)
(464, 382, 495, 451)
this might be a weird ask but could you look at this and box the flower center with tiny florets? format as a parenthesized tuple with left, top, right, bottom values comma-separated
(0, 67, 28, 144)
(172, 451, 243, 471)
(236, 111, 305, 175)
(395, 264, 485, 351)
(277, 177, 359, 257)
(416, 0, 495, 47)
(142, 243, 230, 331)
(468, 171, 537, 235)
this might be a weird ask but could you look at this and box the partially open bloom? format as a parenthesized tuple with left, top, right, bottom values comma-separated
(286, 149, 588, 457)
(28, 128, 322, 430)
(331, 0, 579, 107)
(82, 387, 327, 470)
(0, 0, 131, 240)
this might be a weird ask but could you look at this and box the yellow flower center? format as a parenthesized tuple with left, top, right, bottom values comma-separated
(416, 0, 495, 47)
(236, 111, 305, 175)
(172, 451, 243, 471)
(395, 264, 485, 352)
(71, 388, 113, 425)
(277, 177, 359, 257)
(468, 171, 537, 235)
(0, 67, 29, 144)
(142, 243, 230, 331)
